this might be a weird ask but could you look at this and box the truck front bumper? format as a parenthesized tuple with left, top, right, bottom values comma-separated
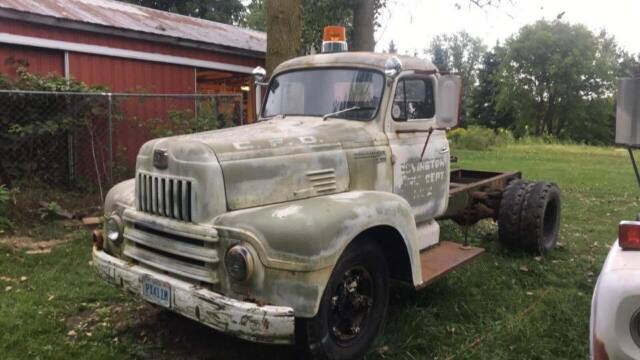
(92, 247, 295, 344)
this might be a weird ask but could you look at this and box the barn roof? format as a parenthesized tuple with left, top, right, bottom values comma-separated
(0, 0, 266, 57)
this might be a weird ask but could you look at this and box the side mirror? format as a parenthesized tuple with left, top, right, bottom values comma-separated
(252, 66, 268, 121)
(252, 66, 267, 85)
(436, 74, 462, 129)
(616, 77, 640, 146)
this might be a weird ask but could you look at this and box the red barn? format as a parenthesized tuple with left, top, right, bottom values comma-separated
(0, 0, 266, 184)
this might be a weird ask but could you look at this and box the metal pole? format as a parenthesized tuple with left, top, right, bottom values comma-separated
(239, 94, 244, 125)
(628, 147, 640, 189)
(255, 85, 262, 121)
(108, 93, 113, 186)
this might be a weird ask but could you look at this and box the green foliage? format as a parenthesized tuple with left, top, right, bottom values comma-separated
(495, 21, 620, 143)
(469, 46, 514, 130)
(145, 98, 231, 138)
(0, 184, 15, 232)
(448, 126, 514, 150)
(239, 0, 387, 53)
(425, 31, 487, 123)
(0, 65, 110, 185)
(239, 0, 266, 31)
(119, 0, 245, 24)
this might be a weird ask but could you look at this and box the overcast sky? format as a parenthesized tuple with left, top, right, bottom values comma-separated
(374, 0, 640, 56)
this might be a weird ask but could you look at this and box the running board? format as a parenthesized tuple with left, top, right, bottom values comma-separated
(417, 241, 485, 289)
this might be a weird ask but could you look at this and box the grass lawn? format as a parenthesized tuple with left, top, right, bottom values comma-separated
(1, 144, 638, 359)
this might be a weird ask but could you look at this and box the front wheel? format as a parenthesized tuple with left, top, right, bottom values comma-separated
(296, 241, 389, 360)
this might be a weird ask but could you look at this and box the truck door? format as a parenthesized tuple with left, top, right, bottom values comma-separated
(386, 75, 450, 223)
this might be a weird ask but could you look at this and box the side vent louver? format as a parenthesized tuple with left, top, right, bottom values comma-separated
(138, 173, 193, 222)
(306, 168, 337, 193)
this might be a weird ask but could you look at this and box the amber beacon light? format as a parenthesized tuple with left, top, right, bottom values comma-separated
(322, 26, 348, 53)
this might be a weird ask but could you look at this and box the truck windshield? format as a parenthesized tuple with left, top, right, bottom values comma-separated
(262, 68, 384, 120)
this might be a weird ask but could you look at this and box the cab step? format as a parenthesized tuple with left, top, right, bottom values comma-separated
(417, 241, 485, 288)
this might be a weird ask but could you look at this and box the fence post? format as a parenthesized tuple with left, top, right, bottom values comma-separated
(239, 94, 244, 125)
(107, 93, 113, 186)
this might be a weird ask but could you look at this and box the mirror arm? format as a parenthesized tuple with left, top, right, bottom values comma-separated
(394, 127, 451, 161)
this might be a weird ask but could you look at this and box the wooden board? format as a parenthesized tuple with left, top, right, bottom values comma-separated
(418, 241, 485, 288)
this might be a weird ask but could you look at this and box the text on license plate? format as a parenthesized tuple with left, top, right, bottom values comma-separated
(141, 275, 172, 308)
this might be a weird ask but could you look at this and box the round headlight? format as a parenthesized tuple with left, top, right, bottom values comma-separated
(225, 245, 254, 282)
(105, 215, 123, 245)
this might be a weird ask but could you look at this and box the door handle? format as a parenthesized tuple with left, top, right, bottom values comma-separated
(440, 146, 449, 154)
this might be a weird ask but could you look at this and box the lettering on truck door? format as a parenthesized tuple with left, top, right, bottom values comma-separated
(386, 75, 450, 223)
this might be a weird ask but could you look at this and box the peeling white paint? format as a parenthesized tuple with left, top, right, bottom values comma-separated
(272, 205, 303, 219)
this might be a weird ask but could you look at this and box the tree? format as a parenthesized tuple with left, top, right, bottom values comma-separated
(119, 0, 245, 24)
(425, 31, 486, 123)
(266, 0, 302, 75)
(496, 21, 619, 141)
(300, 0, 387, 53)
(240, 0, 265, 31)
(387, 40, 398, 54)
(470, 45, 514, 129)
(351, 0, 375, 51)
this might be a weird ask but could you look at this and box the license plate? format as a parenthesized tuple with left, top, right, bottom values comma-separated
(141, 275, 172, 308)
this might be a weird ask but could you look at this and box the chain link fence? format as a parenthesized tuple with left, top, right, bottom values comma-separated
(0, 90, 244, 199)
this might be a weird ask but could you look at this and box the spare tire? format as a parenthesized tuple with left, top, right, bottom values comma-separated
(498, 180, 561, 255)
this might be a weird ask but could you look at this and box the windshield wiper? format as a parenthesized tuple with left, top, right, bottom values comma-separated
(322, 106, 375, 121)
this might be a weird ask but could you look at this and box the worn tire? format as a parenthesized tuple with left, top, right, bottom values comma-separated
(498, 179, 529, 249)
(520, 182, 562, 254)
(498, 180, 561, 254)
(296, 241, 389, 360)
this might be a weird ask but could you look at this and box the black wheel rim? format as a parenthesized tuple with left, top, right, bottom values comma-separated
(328, 266, 375, 346)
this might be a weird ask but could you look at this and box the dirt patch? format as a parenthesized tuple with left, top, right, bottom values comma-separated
(0, 235, 73, 254)
(5, 183, 102, 235)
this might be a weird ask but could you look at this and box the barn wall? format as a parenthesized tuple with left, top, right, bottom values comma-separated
(0, 43, 63, 77)
(69, 52, 195, 92)
(0, 17, 264, 185)
(68, 53, 196, 174)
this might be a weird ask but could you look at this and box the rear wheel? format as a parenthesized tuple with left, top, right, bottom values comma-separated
(498, 180, 561, 255)
(498, 179, 529, 249)
(521, 182, 562, 254)
(296, 241, 389, 360)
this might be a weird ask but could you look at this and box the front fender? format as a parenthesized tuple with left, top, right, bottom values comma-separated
(104, 179, 136, 216)
(213, 191, 422, 285)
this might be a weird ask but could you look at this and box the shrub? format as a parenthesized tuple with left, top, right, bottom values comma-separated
(448, 126, 514, 150)
(0, 185, 15, 232)
(0, 65, 110, 186)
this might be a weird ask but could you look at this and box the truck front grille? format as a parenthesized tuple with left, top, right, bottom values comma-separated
(137, 172, 193, 222)
(122, 215, 220, 285)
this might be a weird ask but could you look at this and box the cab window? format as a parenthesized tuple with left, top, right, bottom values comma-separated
(392, 78, 435, 121)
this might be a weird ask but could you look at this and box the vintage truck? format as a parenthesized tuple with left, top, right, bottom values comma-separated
(92, 49, 561, 359)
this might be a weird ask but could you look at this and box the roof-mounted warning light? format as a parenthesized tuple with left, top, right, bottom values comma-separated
(322, 26, 348, 53)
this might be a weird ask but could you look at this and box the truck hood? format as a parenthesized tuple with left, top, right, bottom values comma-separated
(185, 117, 380, 161)
(137, 117, 384, 215)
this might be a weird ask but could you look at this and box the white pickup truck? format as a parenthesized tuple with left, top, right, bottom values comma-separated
(590, 77, 640, 360)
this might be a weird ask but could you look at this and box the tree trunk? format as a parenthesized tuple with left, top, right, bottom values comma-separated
(351, 0, 375, 51)
(266, 0, 302, 75)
